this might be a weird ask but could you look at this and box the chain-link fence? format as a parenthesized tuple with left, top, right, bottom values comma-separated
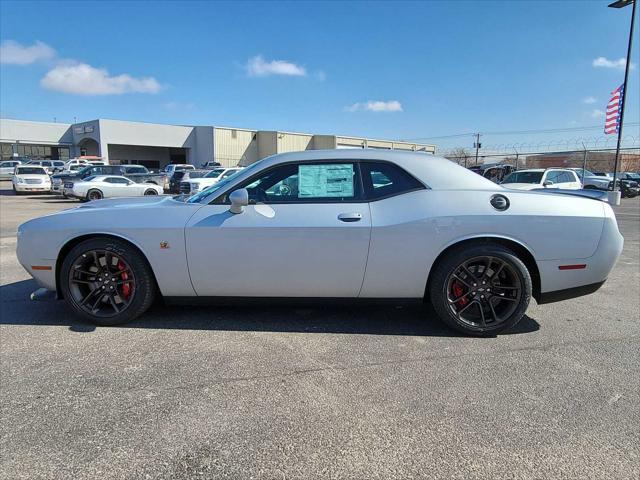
(442, 147, 640, 175)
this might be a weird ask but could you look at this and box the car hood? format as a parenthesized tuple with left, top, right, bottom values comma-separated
(583, 176, 610, 184)
(500, 183, 540, 190)
(191, 177, 218, 184)
(76, 195, 173, 209)
(15, 174, 50, 180)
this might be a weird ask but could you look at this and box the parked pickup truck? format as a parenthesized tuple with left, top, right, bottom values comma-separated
(51, 164, 168, 195)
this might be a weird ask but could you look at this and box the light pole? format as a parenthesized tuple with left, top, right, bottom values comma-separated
(608, 0, 636, 203)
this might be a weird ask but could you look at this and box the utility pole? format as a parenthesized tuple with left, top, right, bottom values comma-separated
(474, 133, 481, 165)
(608, 0, 636, 202)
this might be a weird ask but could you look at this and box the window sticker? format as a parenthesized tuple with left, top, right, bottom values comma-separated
(298, 164, 354, 198)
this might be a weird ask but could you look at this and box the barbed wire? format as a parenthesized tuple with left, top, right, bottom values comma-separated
(437, 135, 640, 157)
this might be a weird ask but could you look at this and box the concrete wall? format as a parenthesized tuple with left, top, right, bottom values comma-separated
(257, 131, 278, 160)
(1, 118, 437, 167)
(192, 126, 215, 167)
(0, 119, 73, 145)
(312, 135, 337, 150)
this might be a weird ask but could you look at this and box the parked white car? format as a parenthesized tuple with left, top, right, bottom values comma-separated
(17, 150, 623, 336)
(500, 168, 581, 190)
(64, 158, 91, 169)
(64, 175, 164, 201)
(12, 165, 51, 194)
(0, 160, 23, 179)
(181, 167, 243, 194)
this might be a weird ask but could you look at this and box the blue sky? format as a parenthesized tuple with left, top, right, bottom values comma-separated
(1, 0, 638, 151)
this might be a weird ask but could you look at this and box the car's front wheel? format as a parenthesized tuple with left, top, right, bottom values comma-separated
(429, 243, 532, 336)
(60, 238, 156, 325)
(144, 188, 158, 195)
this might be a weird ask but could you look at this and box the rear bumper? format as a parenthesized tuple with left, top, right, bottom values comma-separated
(536, 215, 623, 301)
(537, 281, 605, 304)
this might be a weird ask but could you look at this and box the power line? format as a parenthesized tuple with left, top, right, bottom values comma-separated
(401, 122, 640, 142)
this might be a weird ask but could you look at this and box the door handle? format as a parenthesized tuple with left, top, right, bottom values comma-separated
(338, 212, 363, 222)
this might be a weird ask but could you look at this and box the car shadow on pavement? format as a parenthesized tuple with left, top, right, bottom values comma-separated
(0, 279, 540, 337)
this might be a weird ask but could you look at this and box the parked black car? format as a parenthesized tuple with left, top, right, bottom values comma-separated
(51, 164, 167, 195)
(168, 169, 209, 193)
(469, 163, 514, 183)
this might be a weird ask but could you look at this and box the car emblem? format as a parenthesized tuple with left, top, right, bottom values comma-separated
(160, 241, 170, 249)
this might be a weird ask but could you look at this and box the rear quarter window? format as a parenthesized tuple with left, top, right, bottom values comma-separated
(360, 162, 425, 200)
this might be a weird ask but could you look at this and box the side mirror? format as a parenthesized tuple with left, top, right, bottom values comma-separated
(543, 180, 554, 187)
(229, 188, 249, 214)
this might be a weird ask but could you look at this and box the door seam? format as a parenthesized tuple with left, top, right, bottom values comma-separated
(356, 202, 373, 297)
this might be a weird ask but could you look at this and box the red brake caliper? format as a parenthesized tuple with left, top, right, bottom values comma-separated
(452, 281, 469, 307)
(117, 260, 132, 299)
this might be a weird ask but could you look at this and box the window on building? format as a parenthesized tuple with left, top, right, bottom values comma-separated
(0, 143, 12, 161)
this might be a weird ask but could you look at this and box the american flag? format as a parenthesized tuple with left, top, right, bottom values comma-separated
(604, 85, 624, 135)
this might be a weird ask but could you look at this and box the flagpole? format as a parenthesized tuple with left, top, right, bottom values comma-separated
(611, 0, 636, 194)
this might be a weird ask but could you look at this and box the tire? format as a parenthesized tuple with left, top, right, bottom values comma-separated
(60, 237, 156, 326)
(429, 243, 532, 336)
(86, 189, 103, 201)
(144, 188, 158, 196)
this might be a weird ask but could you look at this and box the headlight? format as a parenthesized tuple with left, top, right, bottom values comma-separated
(16, 177, 24, 184)
(191, 183, 200, 191)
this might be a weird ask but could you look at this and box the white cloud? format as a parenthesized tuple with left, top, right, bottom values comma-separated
(0, 40, 56, 65)
(592, 56, 635, 70)
(41, 63, 162, 95)
(346, 100, 403, 112)
(590, 109, 605, 118)
(582, 96, 597, 104)
(246, 55, 306, 77)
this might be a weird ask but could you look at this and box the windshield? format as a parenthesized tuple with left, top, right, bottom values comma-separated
(186, 161, 262, 204)
(205, 168, 225, 178)
(83, 176, 97, 182)
(16, 167, 47, 175)
(502, 171, 543, 184)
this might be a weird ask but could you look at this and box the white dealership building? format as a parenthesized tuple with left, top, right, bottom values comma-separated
(0, 118, 436, 170)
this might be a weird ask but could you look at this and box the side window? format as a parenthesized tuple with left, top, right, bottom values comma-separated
(360, 162, 424, 200)
(237, 162, 360, 204)
(545, 171, 561, 184)
(111, 177, 130, 184)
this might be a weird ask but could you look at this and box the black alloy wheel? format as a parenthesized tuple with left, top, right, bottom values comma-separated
(61, 238, 156, 325)
(144, 189, 158, 195)
(430, 244, 532, 336)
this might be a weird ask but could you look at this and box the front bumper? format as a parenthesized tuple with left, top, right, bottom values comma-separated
(14, 183, 51, 192)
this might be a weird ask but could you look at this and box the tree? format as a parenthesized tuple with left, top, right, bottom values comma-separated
(444, 148, 471, 167)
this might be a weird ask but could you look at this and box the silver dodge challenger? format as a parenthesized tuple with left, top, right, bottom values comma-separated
(17, 149, 624, 336)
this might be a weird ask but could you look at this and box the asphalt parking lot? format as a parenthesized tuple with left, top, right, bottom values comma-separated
(1, 180, 638, 479)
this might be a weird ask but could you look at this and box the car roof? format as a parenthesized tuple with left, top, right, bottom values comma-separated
(251, 149, 495, 190)
(88, 175, 128, 181)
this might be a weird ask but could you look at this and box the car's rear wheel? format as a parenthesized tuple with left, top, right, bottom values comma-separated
(60, 238, 156, 325)
(86, 189, 103, 201)
(144, 188, 158, 195)
(429, 243, 532, 336)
